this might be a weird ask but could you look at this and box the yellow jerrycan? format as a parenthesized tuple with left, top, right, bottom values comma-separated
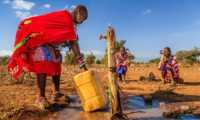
(73, 70, 108, 112)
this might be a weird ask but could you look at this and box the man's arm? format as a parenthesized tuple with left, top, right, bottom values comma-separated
(122, 53, 129, 66)
(158, 55, 164, 69)
(70, 41, 87, 70)
(70, 41, 81, 57)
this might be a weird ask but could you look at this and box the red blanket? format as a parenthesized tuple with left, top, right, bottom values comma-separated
(8, 10, 77, 79)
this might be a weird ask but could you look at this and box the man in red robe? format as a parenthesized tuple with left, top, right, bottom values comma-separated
(8, 5, 88, 109)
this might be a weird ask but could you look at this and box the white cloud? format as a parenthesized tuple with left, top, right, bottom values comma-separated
(64, 5, 69, 9)
(70, 5, 76, 9)
(3, 0, 11, 4)
(3, 0, 35, 10)
(82, 50, 104, 58)
(142, 9, 152, 15)
(12, 0, 35, 10)
(3, 0, 35, 19)
(43, 4, 51, 9)
(69, 5, 76, 11)
(0, 49, 12, 56)
(15, 10, 31, 20)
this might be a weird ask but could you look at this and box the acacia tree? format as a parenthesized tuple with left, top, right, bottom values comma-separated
(64, 50, 77, 65)
(86, 53, 96, 65)
(101, 40, 134, 65)
(176, 47, 200, 64)
(0, 56, 9, 65)
(95, 59, 101, 64)
(126, 48, 135, 64)
(149, 58, 160, 64)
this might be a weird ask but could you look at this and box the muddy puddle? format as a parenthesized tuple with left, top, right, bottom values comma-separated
(124, 96, 200, 120)
(44, 95, 200, 120)
(46, 95, 110, 120)
(123, 95, 170, 109)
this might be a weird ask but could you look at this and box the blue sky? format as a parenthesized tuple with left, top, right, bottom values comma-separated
(0, 0, 200, 61)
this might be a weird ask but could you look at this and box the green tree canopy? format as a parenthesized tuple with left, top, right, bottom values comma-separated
(95, 59, 101, 64)
(176, 47, 200, 64)
(148, 58, 160, 64)
(85, 53, 96, 65)
(0, 56, 9, 65)
(101, 40, 135, 65)
(64, 50, 76, 65)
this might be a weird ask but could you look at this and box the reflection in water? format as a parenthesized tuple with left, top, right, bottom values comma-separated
(125, 96, 200, 120)
(52, 95, 110, 120)
(126, 96, 146, 109)
(48, 95, 200, 120)
(54, 107, 110, 120)
(125, 96, 162, 109)
(180, 114, 200, 120)
(80, 111, 110, 120)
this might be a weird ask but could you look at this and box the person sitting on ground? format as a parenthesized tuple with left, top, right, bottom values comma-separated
(8, 5, 88, 109)
(115, 47, 129, 82)
(158, 47, 179, 85)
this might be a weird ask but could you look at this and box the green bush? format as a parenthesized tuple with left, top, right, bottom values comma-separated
(176, 47, 200, 64)
(96, 59, 102, 64)
(101, 40, 135, 65)
(148, 58, 160, 64)
(86, 53, 96, 65)
(64, 50, 77, 65)
(0, 56, 9, 65)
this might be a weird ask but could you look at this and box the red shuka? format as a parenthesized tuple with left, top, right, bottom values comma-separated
(8, 10, 77, 79)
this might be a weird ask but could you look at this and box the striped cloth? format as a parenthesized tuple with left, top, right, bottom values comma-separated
(115, 52, 129, 68)
(159, 55, 179, 80)
(115, 52, 129, 75)
(28, 45, 62, 76)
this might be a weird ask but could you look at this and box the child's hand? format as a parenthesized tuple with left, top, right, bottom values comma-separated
(158, 67, 161, 70)
(166, 64, 171, 68)
(122, 63, 126, 66)
(123, 61, 129, 66)
(99, 34, 106, 40)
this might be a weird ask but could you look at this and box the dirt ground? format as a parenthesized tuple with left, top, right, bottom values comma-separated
(0, 64, 200, 120)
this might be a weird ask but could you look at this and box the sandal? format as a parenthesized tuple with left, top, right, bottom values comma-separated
(64, 95, 71, 104)
(35, 97, 50, 110)
(52, 91, 64, 101)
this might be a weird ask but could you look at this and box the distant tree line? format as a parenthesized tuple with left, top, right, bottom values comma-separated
(63, 50, 99, 65)
(63, 40, 135, 65)
(100, 40, 135, 65)
(176, 47, 200, 64)
(1, 47, 199, 66)
(149, 47, 200, 64)
(0, 56, 9, 65)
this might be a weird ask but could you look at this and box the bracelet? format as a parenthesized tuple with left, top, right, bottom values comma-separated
(76, 55, 83, 61)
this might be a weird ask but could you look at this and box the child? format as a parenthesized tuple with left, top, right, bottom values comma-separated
(115, 47, 129, 82)
(158, 47, 179, 85)
(8, 5, 88, 109)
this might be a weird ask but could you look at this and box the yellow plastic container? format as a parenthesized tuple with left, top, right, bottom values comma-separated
(74, 70, 108, 112)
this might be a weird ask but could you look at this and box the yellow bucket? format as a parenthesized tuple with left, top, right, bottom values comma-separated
(74, 70, 108, 112)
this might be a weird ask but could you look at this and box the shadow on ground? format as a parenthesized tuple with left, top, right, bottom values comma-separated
(151, 89, 200, 102)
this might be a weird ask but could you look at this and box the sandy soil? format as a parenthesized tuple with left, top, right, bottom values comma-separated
(0, 64, 200, 120)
